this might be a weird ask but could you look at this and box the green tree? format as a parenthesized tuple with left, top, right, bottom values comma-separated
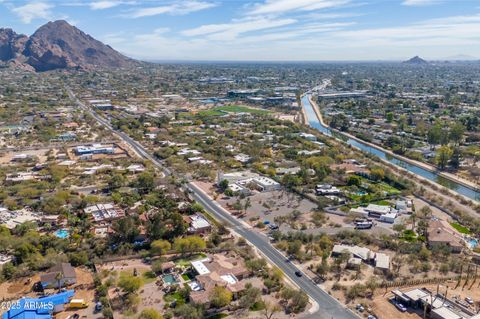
(151, 260, 164, 274)
(150, 239, 171, 256)
(139, 308, 163, 319)
(386, 112, 394, 123)
(449, 122, 465, 146)
(427, 124, 442, 149)
(174, 304, 203, 319)
(436, 145, 453, 169)
(108, 174, 126, 190)
(243, 197, 251, 213)
(68, 251, 89, 266)
(239, 285, 261, 310)
(370, 168, 385, 181)
(346, 175, 362, 187)
(330, 113, 349, 131)
(210, 286, 232, 308)
(135, 172, 155, 194)
(118, 273, 143, 294)
(218, 179, 229, 192)
(173, 236, 206, 255)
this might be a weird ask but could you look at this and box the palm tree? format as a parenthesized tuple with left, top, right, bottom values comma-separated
(55, 271, 64, 292)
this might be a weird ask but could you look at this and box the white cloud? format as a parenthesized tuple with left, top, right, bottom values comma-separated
(90, 1, 122, 10)
(130, 1, 216, 18)
(114, 11, 480, 61)
(181, 17, 296, 40)
(402, 0, 442, 6)
(249, 0, 351, 15)
(12, 2, 53, 23)
(89, 1, 137, 10)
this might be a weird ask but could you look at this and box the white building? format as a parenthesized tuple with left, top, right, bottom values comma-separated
(316, 184, 342, 195)
(84, 203, 125, 222)
(299, 132, 317, 141)
(234, 153, 251, 163)
(187, 215, 211, 234)
(177, 148, 201, 156)
(364, 204, 392, 217)
(218, 171, 281, 192)
(379, 212, 397, 224)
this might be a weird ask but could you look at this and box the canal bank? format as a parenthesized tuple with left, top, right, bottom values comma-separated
(302, 94, 480, 203)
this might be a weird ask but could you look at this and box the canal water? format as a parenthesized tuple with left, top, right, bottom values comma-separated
(302, 95, 480, 202)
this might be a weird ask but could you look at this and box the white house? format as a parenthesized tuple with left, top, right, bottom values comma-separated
(234, 153, 251, 163)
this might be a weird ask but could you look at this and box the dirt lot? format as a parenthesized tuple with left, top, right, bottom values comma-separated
(98, 258, 167, 319)
(0, 148, 56, 164)
(97, 258, 152, 274)
(0, 274, 40, 300)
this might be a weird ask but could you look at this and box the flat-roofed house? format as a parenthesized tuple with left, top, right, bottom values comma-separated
(332, 244, 371, 261)
(186, 214, 211, 234)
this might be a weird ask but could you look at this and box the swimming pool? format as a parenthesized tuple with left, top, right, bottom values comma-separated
(468, 238, 478, 249)
(54, 229, 69, 239)
(162, 274, 177, 285)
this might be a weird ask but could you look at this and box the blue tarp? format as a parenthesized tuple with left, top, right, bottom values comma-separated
(2, 290, 74, 319)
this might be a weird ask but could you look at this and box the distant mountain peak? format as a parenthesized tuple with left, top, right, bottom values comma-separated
(0, 20, 136, 72)
(444, 54, 478, 61)
(403, 56, 428, 65)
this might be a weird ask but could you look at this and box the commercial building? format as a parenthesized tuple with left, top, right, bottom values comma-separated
(218, 171, 281, 192)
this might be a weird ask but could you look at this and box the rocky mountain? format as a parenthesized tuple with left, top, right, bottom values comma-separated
(0, 28, 28, 61)
(0, 20, 135, 72)
(403, 56, 428, 65)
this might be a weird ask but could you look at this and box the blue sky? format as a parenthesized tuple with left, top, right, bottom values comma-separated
(1, 0, 480, 61)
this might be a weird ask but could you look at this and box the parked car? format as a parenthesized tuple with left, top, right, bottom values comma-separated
(395, 302, 407, 312)
(95, 302, 103, 312)
(356, 304, 365, 312)
(367, 315, 377, 319)
(465, 297, 474, 305)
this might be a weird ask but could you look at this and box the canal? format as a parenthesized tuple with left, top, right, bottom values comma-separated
(302, 95, 480, 202)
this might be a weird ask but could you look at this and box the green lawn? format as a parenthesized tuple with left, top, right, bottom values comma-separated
(372, 200, 391, 206)
(198, 105, 270, 117)
(450, 222, 471, 235)
(375, 182, 402, 195)
(142, 271, 157, 284)
(163, 292, 185, 304)
(181, 274, 191, 281)
(401, 229, 418, 242)
(174, 253, 208, 267)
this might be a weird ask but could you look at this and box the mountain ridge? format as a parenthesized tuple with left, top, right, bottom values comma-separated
(0, 20, 135, 72)
(403, 56, 428, 65)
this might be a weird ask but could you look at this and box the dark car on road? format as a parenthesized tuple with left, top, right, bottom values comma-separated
(295, 271, 303, 277)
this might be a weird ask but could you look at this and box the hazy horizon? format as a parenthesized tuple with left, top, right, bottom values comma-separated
(2, 0, 480, 61)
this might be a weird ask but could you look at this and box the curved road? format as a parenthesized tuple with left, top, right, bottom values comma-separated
(67, 88, 359, 319)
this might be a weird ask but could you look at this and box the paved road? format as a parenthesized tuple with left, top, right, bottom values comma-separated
(67, 88, 359, 319)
